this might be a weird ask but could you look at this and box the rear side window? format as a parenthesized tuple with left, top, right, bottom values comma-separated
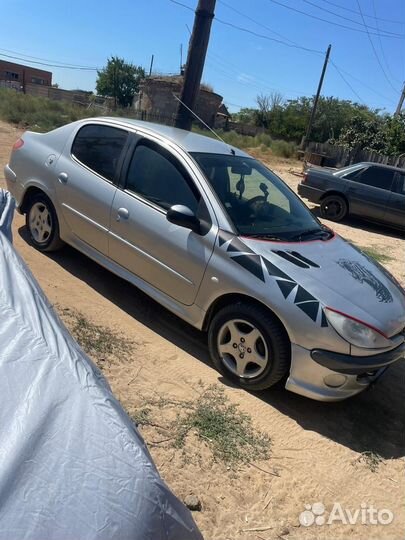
(356, 167, 395, 190)
(125, 140, 199, 212)
(72, 124, 128, 182)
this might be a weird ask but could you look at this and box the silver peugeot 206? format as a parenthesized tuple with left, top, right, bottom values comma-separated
(4, 118, 405, 401)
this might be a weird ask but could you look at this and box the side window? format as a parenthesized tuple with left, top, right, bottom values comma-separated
(393, 172, 405, 195)
(125, 141, 199, 212)
(71, 124, 128, 182)
(357, 167, 394, 190)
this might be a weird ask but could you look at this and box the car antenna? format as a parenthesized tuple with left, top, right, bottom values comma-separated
(172, 93, 235, 154)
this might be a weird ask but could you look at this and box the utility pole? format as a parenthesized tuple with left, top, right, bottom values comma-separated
(395, 82, 405, 115)
(301, 44, 331, 149)
(175, 0, 216, 131)
(149, 55, 154, 77)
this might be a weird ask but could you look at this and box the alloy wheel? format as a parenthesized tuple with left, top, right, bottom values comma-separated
(29, 202, 53, 244)
(217, 319, 269, 379)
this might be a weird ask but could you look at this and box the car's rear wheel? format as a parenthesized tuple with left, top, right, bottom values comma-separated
(26, 193, 64, 252)
(320, 194, 348, 222)
(208, 303, 290, 391)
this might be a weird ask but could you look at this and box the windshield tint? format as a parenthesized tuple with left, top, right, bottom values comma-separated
(192, 153, 326, 240)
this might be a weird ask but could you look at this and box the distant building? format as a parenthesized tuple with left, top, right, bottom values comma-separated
(0, 60, 52, 91)
(135, 75, 224, 128)
(215, 103, 231, 129)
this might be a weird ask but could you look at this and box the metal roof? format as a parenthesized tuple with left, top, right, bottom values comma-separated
(100, 117, 250, 157)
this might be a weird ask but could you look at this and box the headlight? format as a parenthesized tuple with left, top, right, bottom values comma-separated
(324, 308, 391, 349)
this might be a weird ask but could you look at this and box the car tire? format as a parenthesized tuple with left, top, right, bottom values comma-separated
(320, 194, 348, 222)
(26, 193, 64, 252)
(208, 303, 291, 391)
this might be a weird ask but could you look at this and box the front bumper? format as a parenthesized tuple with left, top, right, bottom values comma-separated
(285, 343, 404, 402)
(311, 342, 405, 374)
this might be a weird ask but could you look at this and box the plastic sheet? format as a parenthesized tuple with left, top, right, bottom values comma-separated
(0, 190, 203, 540)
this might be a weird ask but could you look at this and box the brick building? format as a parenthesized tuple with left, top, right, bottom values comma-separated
(0, 60, 52, 91)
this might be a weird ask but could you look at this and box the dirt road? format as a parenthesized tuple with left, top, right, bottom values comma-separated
(1, 121, 404, 540)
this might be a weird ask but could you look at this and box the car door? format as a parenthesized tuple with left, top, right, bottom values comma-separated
(108, 136, 217, 306)
(384, 171, 405, 229)
(343, 166, 393, 221)
(55, 123, 129, 254)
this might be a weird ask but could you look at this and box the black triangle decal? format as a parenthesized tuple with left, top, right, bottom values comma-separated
(297, 301, 320, 322)
(295, 285, 316, 304)
(321, 310, 328, 327)
(277, 280, 297, 298)
(262, 257, 291, 280)
(230, 254, 265, 282)
(227, 238, 251, 253)
(218, 231, 233, 246)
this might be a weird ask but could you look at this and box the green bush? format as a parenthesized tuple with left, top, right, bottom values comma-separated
(192, 126, 297, 157)
(0, 88, 100, 132)
(270, 139, 297, 158)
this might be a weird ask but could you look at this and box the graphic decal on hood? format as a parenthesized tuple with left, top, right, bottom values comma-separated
(337, 259, 393, 304)
(272, 250, 320, 269)
(218, 231, 328, 327)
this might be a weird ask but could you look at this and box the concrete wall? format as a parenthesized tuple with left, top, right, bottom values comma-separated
(23, 84, 112, 108)
(136, 78, 223, 128)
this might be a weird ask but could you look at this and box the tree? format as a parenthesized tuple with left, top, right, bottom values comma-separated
(231, 107, 256, 125)
(255, 92, 284, 128)
(336, 116, 387, 153)
(96, 57, 145, 108)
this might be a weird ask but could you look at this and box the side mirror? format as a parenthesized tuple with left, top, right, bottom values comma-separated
(166, 204, 201, 234)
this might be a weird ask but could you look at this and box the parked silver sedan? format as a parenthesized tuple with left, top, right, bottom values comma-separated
(5, 118, 405, 401)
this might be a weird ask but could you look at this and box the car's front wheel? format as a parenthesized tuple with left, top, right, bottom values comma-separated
(26, 193, 64, 252)
(320, 194, 348, 222)
(208, 303, 291, 391)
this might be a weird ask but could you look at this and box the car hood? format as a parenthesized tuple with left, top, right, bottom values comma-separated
(241, 234, 405, 338)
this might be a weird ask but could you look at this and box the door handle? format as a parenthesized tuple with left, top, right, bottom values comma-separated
(116, 207, 129, 221)
(58, 172, 68, 184)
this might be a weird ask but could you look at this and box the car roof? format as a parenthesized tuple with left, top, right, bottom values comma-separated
(97, 117, 250, 157)
(343, 161, 405, 173)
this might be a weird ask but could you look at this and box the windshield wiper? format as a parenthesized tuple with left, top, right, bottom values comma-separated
(243, 233, 286, 241)
(289, 227, 331, 241)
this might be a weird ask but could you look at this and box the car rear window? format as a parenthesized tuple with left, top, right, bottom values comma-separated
(72, 124, 128, 182)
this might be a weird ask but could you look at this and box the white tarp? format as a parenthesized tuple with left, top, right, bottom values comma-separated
(0, 190, 203, 540)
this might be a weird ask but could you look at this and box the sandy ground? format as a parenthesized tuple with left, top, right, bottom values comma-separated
(1, 121, 404, 540)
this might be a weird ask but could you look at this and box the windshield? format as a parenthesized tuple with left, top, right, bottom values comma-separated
(192, 153, 329, 241)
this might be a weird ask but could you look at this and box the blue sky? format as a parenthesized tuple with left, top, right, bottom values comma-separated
(1, 0, 404, 113)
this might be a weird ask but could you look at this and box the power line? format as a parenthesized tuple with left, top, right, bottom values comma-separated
(301, 0, 404, 36)
(331, 62, 396, 105)
(168, 0, 194, 12)
(266, 0, 404, 39)
(371, 0, 402, 85)
(317, 0, 404, 25)
(214, 16, 325, 53)
(169, 0, 393, 110)
(218, 0, 299, 47)
(207, 52, 313, 96)
(0, 52, 99, 71)
(330, 61, 366, 104)
(169, 0, 324, 54)
(355, 0, 400, 93)
(0, 47, 99, 69)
